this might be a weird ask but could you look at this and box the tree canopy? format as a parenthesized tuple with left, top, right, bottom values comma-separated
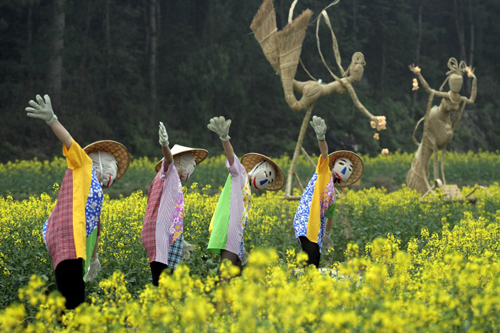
(1, 0, 498, 162)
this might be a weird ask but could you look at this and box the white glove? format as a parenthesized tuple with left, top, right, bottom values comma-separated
(242, 247, 250, 266)
(207, 116, 231, 142)
(158, 122, 169, 147)
(25, 94, 58, 126)
(323, 232, 333, 249)
(85, 258, 101, 282)
(310, 116, 327, 141)
(182, 240, 195, 260)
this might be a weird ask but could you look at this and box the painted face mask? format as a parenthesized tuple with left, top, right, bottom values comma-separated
(88, 151, 118, 188)
(174, 153, 196, 181)
(332, 157, 353, 183)
(249, 160, 275, 190)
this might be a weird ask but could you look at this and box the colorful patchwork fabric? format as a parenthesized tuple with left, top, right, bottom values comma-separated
(293, 156, 335, 252)
(142, 160, 184, 266)
(42, 139, 100, 272)
(208, 156, 251, 261)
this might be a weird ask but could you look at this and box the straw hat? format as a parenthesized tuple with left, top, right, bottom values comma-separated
(240, 153, 285, 191)
(83, 140, 130, 184)
(328, 150, 364, 187)
(155, 144, 208, 172)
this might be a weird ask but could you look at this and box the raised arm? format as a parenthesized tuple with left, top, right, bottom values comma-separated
(342, 82, 376, 123)
(158, 122, 173, 171)
(25, 94, 72, 149)
(464, 73, 477, 104)
(408, 64, 449, 98)
(207, 116, 235, 165)
(310, 116, 328, 160)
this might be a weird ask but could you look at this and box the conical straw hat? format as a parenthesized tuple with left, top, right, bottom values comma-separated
(240, 153, 285, 191)
(83, 140, 130, 184)
(155, 144, 209, 172)
(328, 150, 364, 187)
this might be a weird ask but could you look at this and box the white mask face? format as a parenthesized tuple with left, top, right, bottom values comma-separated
(249, 161, 275, 190)
(174, 153, 196, 181)
(332, 157, 353, 183)
(89, 151, 118, 188)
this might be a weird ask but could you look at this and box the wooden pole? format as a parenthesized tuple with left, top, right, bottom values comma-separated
(285, 103, 314, 199)
(300, 146, 317, 169)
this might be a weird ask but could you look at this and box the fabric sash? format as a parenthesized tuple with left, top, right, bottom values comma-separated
(306, 156, 331, 242)
(207, 174, 232, 254)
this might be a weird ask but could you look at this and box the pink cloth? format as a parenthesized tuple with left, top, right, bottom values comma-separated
(142, 160, 184, 265)
(321, 174, 335, 216)
(225, 157, 249, 256)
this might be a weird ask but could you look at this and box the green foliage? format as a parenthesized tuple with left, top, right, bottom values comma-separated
(1, 0, 500, 163)
(1, 150, 499, 199)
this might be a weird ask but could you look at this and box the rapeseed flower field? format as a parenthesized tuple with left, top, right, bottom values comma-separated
(2, 150, 499, 198)
(1, 154, 499, 331)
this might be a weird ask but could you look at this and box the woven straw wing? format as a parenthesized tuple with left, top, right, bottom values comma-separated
(250, 0, 280, 75)
(83, 140, 130, 183)
(277, 9, 312, 109)
(155, 145, 209, 172)
(328, 150, 364, 187)
(240, 153, 285, 191)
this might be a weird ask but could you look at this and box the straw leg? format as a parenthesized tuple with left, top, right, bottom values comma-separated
(285, 103, 314, 199)
(406, 140, 434, 195)
(440, 144, 447, 185)
(433, 146, 439, 184)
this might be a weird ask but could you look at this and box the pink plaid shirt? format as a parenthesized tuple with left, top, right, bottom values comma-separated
(142, 160, 184, 265)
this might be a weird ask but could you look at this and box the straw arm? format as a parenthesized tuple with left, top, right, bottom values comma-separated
(222, 140, 235, 166)
(416, 73, 435, 95)
(50, 120, 73, 149)
(161, 145, 173, 170)
(345, 83, 375, 121)
(464, 76, 477, 104)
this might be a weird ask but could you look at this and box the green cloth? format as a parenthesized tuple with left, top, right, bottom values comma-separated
(207, 174, 232, 255)
(326, 202, 336, 219)
(83, 228, 98, 281)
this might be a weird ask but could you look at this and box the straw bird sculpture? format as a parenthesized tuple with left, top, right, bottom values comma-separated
(407, 58, 477, 195)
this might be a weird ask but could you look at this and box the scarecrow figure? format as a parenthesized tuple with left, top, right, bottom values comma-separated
(294, 116, 363, 267)
(206, 116, 285, 271)
(407, 58, 477, 194)
(25, 94, 130, 309)
(250, 0, 384, 199)
(142, 122, 207, 286)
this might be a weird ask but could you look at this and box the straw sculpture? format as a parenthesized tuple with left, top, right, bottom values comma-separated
(407, 58, 477, 195)
(250, 0, 385, 199)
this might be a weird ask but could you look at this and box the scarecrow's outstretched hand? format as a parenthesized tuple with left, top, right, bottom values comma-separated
(207, 116, 231, 142)
(323, 231, 333, 249)
(25, 94, 58, 126)
(310, 116, 327, 141)
(85, 258, 101, 282)
(158, 122, 169, 147)
(182, 239, 195, 260)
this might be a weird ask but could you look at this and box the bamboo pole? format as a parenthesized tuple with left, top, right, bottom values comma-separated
(300, 146, 317, 169)
(294, 172, 304, 192)
(285, 103, 314, 200)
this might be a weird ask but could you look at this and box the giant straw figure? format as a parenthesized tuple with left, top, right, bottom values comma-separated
(407, 58, 477, 194)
